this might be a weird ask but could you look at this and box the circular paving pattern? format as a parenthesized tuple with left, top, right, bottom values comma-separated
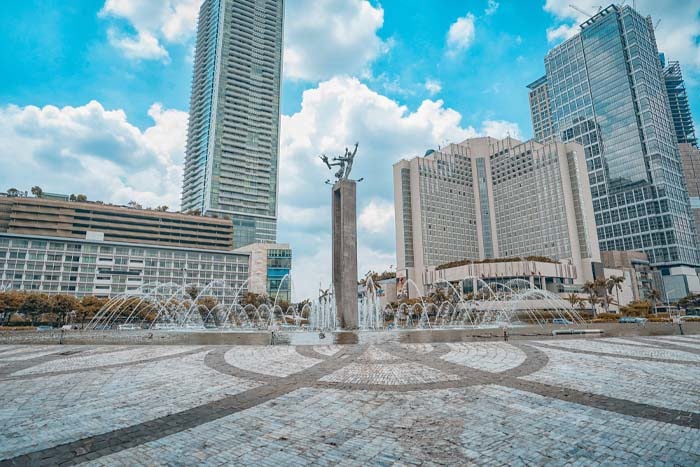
(0, 335, 698, 466)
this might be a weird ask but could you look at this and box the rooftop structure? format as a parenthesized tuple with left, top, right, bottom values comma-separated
(0, 195, 233, 251)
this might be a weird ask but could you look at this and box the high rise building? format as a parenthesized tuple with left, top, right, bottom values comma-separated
(528, 5, 699, 277)
(393, 137, 601, 294)
(181, 0, 284, 248)
(661, 57, 697, 147)
(680, 143, 700, 237)
(526, 76, 555, 144)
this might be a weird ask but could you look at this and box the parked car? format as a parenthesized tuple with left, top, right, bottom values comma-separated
(552, 318, 573, 325)
(36, 325, 54, 331)
(619, 317, 647, 324)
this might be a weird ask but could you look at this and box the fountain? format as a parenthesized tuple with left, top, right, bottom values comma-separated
(84, 274, 582, 332)
(84, 141, 583, 337)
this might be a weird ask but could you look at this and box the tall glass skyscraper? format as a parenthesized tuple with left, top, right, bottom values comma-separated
(661, 57, 697, 147)
(528, 4, 699, 269)
(181, 0, 284, 248)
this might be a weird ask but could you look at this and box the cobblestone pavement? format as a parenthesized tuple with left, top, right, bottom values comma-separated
(0, 336, 698, 466)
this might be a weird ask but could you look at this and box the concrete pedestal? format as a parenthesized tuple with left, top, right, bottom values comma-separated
(332, 180, 358, 329)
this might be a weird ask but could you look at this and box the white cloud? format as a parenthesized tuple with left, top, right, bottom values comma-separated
(481, 120, 523, 140)
(424, 79, 442, 96)
(446, 13, 476, 56)
(543, 0, 700, 68)
(284, 0, 387, 81)
(279, 76, 520, 300)
(100, 0, 389, 79)
(485, 0, 499, 16)
(358, 198, 395, 234)
(100, 0, 200, 61)
(0, 101, 187, 209)
(106, 28, 169, 61)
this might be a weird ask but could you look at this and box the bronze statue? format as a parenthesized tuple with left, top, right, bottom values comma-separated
(319, 142, 359, 182)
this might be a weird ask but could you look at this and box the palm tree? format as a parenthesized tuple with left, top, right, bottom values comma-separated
(594, 278, 611, 313)
(582, 281, 598, 316)
(606, 275, 625, 314)
(565, 293, 580, 309)
(31, 186, 43, 198)
(647, 289, 661, 315)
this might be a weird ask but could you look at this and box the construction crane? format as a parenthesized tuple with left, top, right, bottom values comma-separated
(568, 4, 599, 18)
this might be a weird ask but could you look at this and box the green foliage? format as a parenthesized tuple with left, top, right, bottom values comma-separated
(436, 256, 559, 271)
(50, 295, 80, 324)
(619, 300, 651, 317)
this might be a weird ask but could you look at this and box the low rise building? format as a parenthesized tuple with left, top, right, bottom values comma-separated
(0, 195, 292, 302)
(234, 243, 292, 303)
(0, 233, 249, 298)
(0, 195, 233, 251)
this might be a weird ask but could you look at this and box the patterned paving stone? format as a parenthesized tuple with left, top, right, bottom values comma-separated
(12, 346, 198, 376)
(319, 362, 460, 386)
(0, 350, 259, 459)
(533, 338, 700, 361)
(355, 345, 400, 362)
(524, 345, 700, 412)
(399, 343, 434, 354)
(0, 335, 698, 466)
(80, 385, 700, 467)
(313, 345, 342, 357)
(643, 336, 700, 350)
(441, 342, 527, 372)
(224, 346, 322, 377)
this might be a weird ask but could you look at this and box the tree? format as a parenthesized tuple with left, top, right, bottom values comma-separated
(19, 294, 51, 325)
(155, 205, 169, 212)
(593, 278, 611, 313)
(620, 300, 651, 317)
(31, 186, 43, 198)
(185, 285, 200, 301)
(6, 188, 19, 197)
(0, 291, 28, 325)
(79, 296, 108, 326)
(606, 275, 625, 313)
(242, 292, 269, 307)
(582, 281, 598, 316)
(565, 293, 581, 309)
(647, 289, 661, 314)
(195, 296, 219, 325)
(677, 293, 700, 313)
(50, 295, 79, 326)
(75, 194, 88, 202)
(127, 201, 143, 209)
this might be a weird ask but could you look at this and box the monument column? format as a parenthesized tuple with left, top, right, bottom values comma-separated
(332, 179, 358, 329)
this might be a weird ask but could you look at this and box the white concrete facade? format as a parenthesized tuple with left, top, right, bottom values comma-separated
(394, 137, 601, 296)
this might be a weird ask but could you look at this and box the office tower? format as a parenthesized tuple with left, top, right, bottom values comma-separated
(661, 57, 697, 147)
(393, 136, 600, 289)
(181, 0, 284, 248)
(680, 143, 700, 238)
(528, 5, 699, 277)
(527, 76, 555, 143)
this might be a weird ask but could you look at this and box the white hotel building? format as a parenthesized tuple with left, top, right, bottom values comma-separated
(393, 136, 602, 296)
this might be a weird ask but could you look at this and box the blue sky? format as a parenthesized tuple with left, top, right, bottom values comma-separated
(1, 0, 699, 299)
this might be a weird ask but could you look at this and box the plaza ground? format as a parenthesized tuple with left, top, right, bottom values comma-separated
(0, 335, 699, 465)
